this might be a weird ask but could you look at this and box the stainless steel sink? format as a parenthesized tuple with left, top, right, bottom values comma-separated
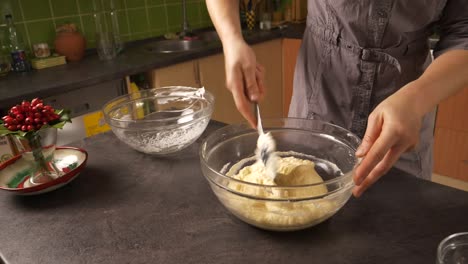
(196, 31, 220, 42)
(145, 39, 207, 53)
(144, 30, 221, 54)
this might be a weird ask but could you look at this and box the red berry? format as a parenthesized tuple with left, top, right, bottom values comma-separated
(34, 118, 41, 124)
(10, 106, 19, 113)
(15, 114, 24, 122)
(27, 125, 34, 131)
(25, 117, 33, 124)
(4, 116, 13, 123)
(11, 119, 18, 125)
(7, 125, 17, 131)
(43, 121, 48, 125)
(16, 124, 21, 129)
(31, 98, 42, 106)
(2, 116, 8, 121)
(21, 101, 30, 108)
(36, 124, 42, 129)
(34, 112, 41, 118)
(21, 125, 27, 131)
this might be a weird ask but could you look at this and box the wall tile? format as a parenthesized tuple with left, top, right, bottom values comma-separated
(199, 2, 210, 21)
(148, 6, 166, 30)
(80, 14, 96, 42)
(147, 0, 164, 6)
(165, 4, 181, 30)
(4, 0, 211, 52)
(26, 20, 55, 47)
(125, 0, 145, 9)
(50, 0, 78, 17)
(78, 0, 99, 14)
(127, 8, 148, 33)
(21, 0, 51, 20)
(150, 28, 165, 37)
(131, 31, 150, 41)
(103, 0, 125, 11)
(54, 16, 81, 31)
(116, 10, 128, 35)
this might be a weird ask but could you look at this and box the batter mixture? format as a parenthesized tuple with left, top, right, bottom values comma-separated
(221, 155, 341, 230)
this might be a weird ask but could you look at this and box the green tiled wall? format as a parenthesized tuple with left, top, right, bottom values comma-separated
(0, 0, 212, 51)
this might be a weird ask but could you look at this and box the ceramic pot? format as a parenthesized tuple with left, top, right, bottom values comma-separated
(54, 32, 86, 61)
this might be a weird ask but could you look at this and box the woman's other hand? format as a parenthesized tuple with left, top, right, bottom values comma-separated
(352, 81, 424, 197)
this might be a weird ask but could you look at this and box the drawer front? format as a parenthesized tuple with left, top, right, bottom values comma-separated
(434, 128, 468, 181)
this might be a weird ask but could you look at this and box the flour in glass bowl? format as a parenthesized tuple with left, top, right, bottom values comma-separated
(113, 117, 209, 154)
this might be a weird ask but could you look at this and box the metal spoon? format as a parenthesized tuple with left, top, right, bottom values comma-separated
(254, 103, 278, 180)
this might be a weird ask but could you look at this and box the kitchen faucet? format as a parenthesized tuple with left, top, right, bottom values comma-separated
(180, 0, 192, 38)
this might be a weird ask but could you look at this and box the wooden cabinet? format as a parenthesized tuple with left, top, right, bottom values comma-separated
(146, 40, 283, 124)
(433, 88, 468, 181)
(148, 60, 201, 88)
(199, 39, 283, 124)
(282, 38, 302, 116)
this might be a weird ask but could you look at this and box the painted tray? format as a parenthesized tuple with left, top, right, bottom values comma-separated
(0, 147, 88, 195)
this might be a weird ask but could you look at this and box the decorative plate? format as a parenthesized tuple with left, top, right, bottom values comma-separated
(0, 147, 88, 195)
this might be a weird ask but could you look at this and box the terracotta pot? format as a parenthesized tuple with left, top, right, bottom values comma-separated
(54, 32, 86, 62)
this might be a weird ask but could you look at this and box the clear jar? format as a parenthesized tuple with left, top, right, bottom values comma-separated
(92, 0, 123, 60)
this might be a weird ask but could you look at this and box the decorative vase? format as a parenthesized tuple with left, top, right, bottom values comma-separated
(13, 128, 61, 186)
(54, 25, 86, 62)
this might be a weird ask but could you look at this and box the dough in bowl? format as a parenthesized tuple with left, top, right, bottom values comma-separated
(222, 156, 338, 229)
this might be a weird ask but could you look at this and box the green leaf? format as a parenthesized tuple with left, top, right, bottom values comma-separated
(51, 109, 72, 128)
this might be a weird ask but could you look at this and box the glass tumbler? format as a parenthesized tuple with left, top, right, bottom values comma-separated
(437, 232, 468, 264)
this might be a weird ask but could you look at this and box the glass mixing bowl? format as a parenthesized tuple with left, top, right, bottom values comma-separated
(103, 86, 214, 155)
(200, 118, 361, 231)
(437, 232, 468, 264)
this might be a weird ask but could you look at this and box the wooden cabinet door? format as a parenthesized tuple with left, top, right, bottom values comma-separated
(435, 88, 468, 131)
(199, 39, 283, 124)
(434, 128, 468, 181)
(149, 60, 201, 88)
(433, 87, 468, 181)
(282, 38, 302, 116)
(253, 39, 283, 120)
(198, 53, 244, 124)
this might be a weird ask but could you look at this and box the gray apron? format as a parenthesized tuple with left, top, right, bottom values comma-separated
(289, 0, 457, 180)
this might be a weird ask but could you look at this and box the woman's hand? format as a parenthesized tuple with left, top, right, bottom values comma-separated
(223, 40, 266, 128)
(353, 81, 425, 197)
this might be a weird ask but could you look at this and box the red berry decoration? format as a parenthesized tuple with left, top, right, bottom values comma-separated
(1, 98, 69, 134)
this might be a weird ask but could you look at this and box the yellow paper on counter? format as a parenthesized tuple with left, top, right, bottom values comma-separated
(83, 111, 111, 137)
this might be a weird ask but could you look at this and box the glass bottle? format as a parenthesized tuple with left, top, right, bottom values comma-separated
(4, 14, 31, 72)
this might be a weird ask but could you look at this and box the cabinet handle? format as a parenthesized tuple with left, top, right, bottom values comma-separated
(193, 60, 201, 87)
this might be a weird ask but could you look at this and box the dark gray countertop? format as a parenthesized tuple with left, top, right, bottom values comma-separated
(0, 121, 467, 264)
(0, 24, 305, 108)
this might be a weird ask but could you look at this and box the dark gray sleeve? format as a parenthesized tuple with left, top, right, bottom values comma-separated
(433, 0, 468, 58)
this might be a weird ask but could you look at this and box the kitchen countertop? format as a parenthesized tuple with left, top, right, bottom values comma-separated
(0, 24, 306, 108)
(0, 121, 467, 264)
